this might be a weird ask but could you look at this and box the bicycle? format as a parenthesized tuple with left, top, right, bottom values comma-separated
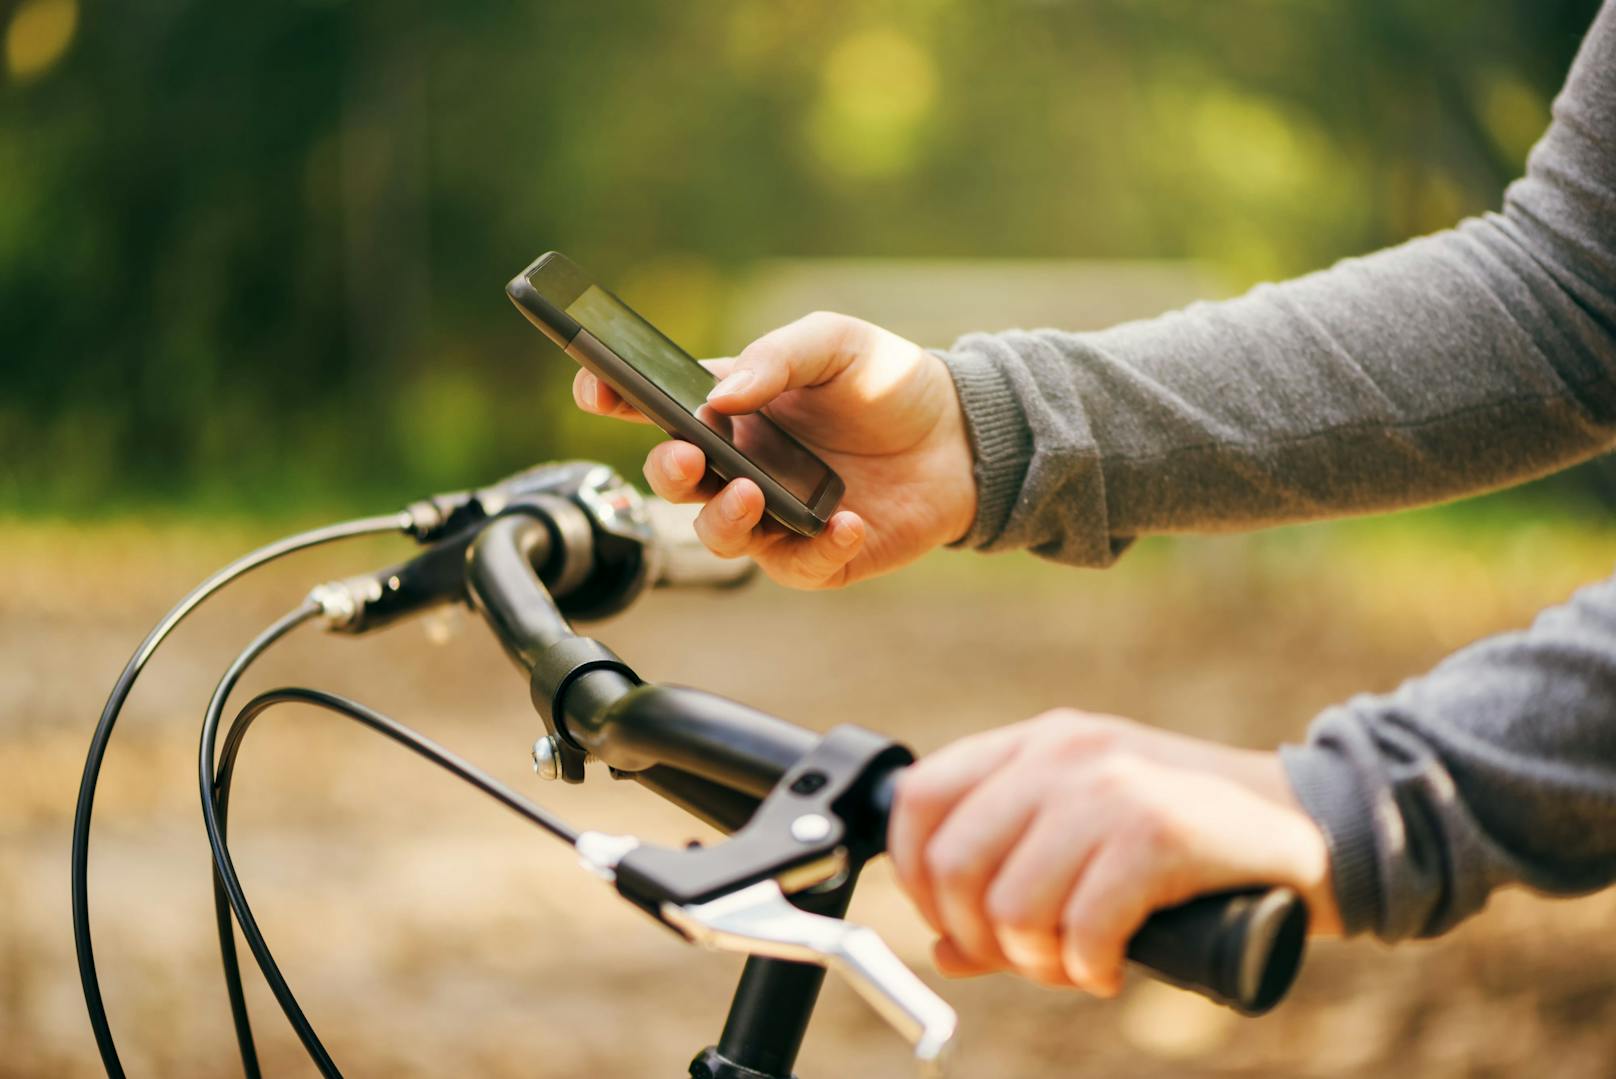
(72, 459, 1309, 1077)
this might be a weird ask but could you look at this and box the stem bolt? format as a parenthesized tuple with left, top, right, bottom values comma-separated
(532, 735, 561, 781)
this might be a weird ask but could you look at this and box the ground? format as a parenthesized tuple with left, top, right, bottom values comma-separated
(4, 514, 1615, 1077)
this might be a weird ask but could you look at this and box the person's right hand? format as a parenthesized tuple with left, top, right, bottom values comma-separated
(888, 710, 1340, 994)
(573, 311, 977, 589)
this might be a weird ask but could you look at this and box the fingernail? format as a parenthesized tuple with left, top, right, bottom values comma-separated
(832, 520, 858, 547)
(663, 452, 689, 483)
(722, 487, 748, 522)
(707, 370, 754, 400)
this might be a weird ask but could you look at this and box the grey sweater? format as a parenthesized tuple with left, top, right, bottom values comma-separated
(938, 1, 1616, 941)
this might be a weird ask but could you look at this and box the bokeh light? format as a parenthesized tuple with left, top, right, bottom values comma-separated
(4, 0, 76, 83)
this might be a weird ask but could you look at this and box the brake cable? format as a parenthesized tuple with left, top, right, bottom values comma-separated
(71, 513, 414, 1078)
(199, 603, 328, 1076)
(204, 668, 585, 1078)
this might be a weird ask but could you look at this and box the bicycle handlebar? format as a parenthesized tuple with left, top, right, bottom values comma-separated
(81, 462, 1307, 1073)
(458, 499, 1309, 1021)
(289, 463, 1305, 1073)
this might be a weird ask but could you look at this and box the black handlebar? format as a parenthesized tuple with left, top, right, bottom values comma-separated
(1122, 886, 1307, 1015)
(460, 496, 1307, 1018)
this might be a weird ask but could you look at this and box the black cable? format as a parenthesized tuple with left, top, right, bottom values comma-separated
(202, 678, 582, 1079)
(200, 605, 337, 1076)
(215, 687, 580, 841)
(71, 513, 410, 1078)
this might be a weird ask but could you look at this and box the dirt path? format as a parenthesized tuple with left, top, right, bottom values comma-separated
(4, 519, 1615, 1077)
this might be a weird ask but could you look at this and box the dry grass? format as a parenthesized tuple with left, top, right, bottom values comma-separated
(3, 514, 1615, 1078)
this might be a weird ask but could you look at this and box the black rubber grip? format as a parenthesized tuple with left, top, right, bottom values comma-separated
(1125, 887, 1307, 1015)
(866, 768, 1307, 1015)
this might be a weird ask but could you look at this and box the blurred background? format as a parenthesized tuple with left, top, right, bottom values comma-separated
(4, 0, 1615, 1076)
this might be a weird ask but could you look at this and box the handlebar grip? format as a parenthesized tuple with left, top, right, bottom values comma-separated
(1124, 887, 1307, 1015)
(865, 769, 1307, 1015)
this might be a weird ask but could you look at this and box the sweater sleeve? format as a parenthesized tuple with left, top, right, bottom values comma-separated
(939, 0, 1616, 565)
(1280, 571, 1616, 941)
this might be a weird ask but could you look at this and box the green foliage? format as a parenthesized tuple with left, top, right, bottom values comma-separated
(0, 0, 1603, 514)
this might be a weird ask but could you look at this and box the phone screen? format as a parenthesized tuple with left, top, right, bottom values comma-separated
(564, 285, 835, 504)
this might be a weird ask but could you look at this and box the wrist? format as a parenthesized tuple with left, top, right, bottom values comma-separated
(931, 344, 1029, 549)
(932, 367, 977, 546)
(1254, 753, 1344, 936)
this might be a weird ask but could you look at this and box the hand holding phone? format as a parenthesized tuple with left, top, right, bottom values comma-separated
(509, 252, 845, 537)
(513, 253, 977, 589)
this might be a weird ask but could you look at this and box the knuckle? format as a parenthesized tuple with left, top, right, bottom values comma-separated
(787, 548, 844, 589)
(1119, 810, 1169, 855)
(1059, 923, 1105, 978)
(731, 352, 766, 378)
(1087, 750, 1147, 797)
(817, 564, 852, 590)
(786, 544, 830, 575)
(1031, 707, 1082, 730)
(1123, 806, 1182, 864)
(693, 515, 742, 556)
(734, 341, 781, 377)
(923, 836, 980, 889)
(983, 885, 1039, 932)
(896, 768, 951, 819)
(1060, 918, 1122, 987)
(802, 310, 858, 348)
(802, 309, 843, 329)
(1059, 904, 1097, 942)
(1033, 709, 1119, 752)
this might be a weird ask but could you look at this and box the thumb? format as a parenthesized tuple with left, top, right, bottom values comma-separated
(704, 311, 867, 414)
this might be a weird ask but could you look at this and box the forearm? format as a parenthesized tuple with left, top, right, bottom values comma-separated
(942, 2, 1616, 565)
(1280, 572, 1616, 942)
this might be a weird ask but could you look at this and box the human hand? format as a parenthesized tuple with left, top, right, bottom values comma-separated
(573, 311, 975, 589)
(887, 710, 1340, 995)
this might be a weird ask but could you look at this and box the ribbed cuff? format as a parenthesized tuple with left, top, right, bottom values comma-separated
(1280, 741, 1382, 938)
(934, 343, 1034, 550)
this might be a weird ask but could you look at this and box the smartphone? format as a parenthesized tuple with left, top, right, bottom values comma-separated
(507, 252, 845, 537)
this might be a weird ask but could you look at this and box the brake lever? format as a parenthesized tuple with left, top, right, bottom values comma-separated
(576, 834, 956, 1075)
(664, 879, 957, 1074)
(572, 725, 955, 1072)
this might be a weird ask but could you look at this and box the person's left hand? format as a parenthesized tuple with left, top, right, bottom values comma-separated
(887, 709, 1340, 995)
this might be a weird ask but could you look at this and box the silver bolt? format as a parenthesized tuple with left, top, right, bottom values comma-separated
(790, 813, 833, 843)
(532, 735, 561, 780)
